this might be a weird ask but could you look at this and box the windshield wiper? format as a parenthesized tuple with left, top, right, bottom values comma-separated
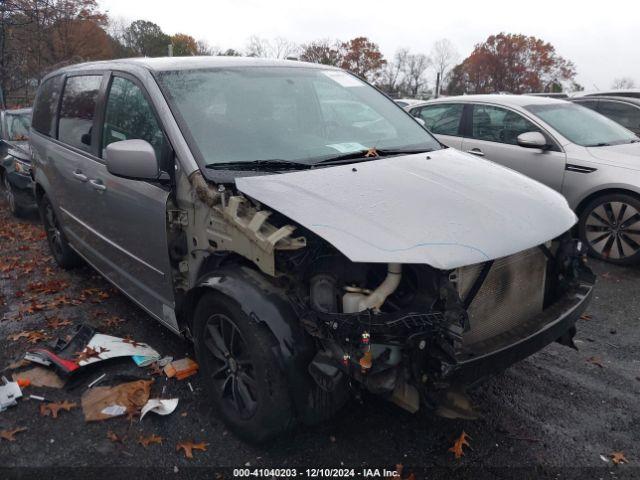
(586, 142, 611, 147)
(314, 147, 435, 165)
(206, 159, 311, 171)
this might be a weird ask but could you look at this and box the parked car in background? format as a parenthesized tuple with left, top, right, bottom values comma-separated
(572, 89, 640, 99)
(571, 96, 640, 136)
(407, 95, 640, 264)
(394, 98, 423, 108)
(29, 58, 593, 441)
(528, 93, 569, 99)
(0, 108, 35, 216)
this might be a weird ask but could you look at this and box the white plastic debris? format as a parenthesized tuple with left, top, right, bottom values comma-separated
(77, 334, 160, 367)
(0, 377, 22, 412)
(101, 404, 128, 417)
(140, 398, 179, 420)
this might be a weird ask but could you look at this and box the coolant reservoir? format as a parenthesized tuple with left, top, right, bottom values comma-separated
(342, 292, 366, 313)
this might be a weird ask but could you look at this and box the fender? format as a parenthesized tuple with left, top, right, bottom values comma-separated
(194, 266, 321, 424)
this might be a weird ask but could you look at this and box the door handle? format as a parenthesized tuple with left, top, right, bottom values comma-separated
(466, 148, 485, 157)
(72, 170, 88, 182)
(89, 179, 106, 192)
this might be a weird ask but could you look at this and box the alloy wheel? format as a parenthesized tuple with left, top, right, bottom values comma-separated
(44, 202, 64, 259)
(203, 313, 258, 419)
(584, 201, 640, 260)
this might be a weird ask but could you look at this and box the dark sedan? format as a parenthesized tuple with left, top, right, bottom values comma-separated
(571, 96, 640, 136)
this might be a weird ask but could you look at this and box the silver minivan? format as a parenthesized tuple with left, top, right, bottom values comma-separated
(30, 57, 594, 442)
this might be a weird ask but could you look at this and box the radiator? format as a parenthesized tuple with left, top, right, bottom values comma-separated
(454, 247, 547, 348)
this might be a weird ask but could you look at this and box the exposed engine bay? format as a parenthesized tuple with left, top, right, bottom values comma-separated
(175, 163, 595, 420)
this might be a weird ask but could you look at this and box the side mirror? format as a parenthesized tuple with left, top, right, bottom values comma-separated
(517, 131, 548, 150)
(105, 139, 159, 180)
(414, 117, 426, 126)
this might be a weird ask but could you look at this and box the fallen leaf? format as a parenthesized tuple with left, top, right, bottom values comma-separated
(8, 330, 49, 344)
(75, 346, 109, 362)
(587, 356, 604, 368)
(40, 400, 77, 418)
(106, 430, 126, 443)
(102, 316, 125, 329)
(122, 336, 143, 348)
(448, 431, 471, 460)
(0, 427, 27, 441)
(147, 362, 163, 376)
(46, 317, 73, 329)
(138, 434, 163, 447)
(176, 440, 208, 458)
(610, 451, 628, 465)
(579, 313, 592, 321)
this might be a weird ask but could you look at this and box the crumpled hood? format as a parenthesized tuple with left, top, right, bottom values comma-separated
(587, 142, 640, 170)
(236, 149, 576, 270)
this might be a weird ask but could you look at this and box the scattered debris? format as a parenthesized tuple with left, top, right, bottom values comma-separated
(448, 431, 472, 460)
(29, 395, 47, 402)
(0, 427, 27, 442)
(81, 379, 152, 422)
(45, 317, 73, 330)
(138, 433, 163, 447)
(176, 440, 208, 459)
(586, 356, 604, 368)
(12, 367, 65, 389)
(610, 451, 628, 465)
(40, 400, 77, 418)
(164, 358, 199, 380)
(140, 398, 179, 420)
(0, 378, 22, 412)
(579, 313, 592, 321)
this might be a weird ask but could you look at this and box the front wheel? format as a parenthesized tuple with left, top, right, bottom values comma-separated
(578, 193, 640, 265)
(193, 291, 295, 442)
(39, 195, 82, 269)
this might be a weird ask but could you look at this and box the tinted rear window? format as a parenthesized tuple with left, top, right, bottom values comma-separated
(32, 76, 63, 137)
(58, 75, 103, 152)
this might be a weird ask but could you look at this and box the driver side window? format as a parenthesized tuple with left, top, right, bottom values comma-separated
(102, 76, 165, 160)
(412, 104, 463, 136)
(471, 104, 541, 145)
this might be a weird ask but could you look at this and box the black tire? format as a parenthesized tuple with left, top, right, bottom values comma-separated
(193, 291, 294, 442)
(578, 193, 640, 265)
(3, 173, 28, 218)
(39, 194, 82, 269)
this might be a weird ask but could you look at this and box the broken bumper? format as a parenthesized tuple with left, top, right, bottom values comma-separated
(441, 279, 594, 385)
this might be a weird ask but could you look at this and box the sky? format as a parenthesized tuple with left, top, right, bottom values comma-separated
(98, 0, 640, 91)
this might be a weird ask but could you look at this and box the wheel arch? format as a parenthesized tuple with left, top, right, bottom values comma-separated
(182, 265, 321, 424)
(575, 187, 640, 219)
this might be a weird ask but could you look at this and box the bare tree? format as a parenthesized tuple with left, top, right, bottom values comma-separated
(379, 48, 409, 96)
(196, 39, 218, 56)
(300, 38, 343, 65)
(431, 38, 459, 94)
(611, 77, 636, 89)
(245, 35, 270, 57)
(271, 36, 299, 59)
(403, 53, 431, 97)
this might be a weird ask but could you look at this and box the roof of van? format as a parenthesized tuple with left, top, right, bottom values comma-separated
(49, 56, 334, 75)
(411, 94, 568, 109)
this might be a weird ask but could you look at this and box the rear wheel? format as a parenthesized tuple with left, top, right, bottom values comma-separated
(39, 195, 82, 269)
(578, 193, 640, 265)
(3, 172, 23, 217)
(193, 291, 294, 442)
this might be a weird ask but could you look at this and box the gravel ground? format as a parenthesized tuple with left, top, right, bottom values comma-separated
(0, 201, 638, 479)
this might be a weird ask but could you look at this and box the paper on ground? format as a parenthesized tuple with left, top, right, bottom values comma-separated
(140, 398, 179, 420)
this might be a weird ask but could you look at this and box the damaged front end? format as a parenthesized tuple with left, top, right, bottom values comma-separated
(281, 237, 594, 418)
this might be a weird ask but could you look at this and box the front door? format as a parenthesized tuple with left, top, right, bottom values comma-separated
(78, 74, 176, 328)
(461, 104, 566, 192)
(409, 103, 465, 149)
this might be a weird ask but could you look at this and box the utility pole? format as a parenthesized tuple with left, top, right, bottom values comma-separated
(168, 44, 173, 57)
(435, 72, 441, 99)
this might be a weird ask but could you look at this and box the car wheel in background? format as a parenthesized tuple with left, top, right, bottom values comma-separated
(193, 291, 295, 443)
(3, 173, 27, 218)
(39, 194, 82, 269)
(578, 193, 640, 265)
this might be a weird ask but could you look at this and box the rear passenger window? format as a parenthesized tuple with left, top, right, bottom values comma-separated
(598, 101, 640, 132)
(412, 104, 463, 136)
(102, 77, 165, 159)
(58, 75, 102, 153)
(32, 75, 63, 137)
(471, 105, 541, 145)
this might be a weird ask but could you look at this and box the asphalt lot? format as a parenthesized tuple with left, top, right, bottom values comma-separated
(0, 199, 638, 479)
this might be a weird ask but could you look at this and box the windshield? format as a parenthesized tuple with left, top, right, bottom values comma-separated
(157, 66, 440, 167)
(5, 112, 31, 141)
(525, 103, 638, 147)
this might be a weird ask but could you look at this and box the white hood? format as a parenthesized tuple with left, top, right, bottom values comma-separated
(236, 149, 576, 270)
